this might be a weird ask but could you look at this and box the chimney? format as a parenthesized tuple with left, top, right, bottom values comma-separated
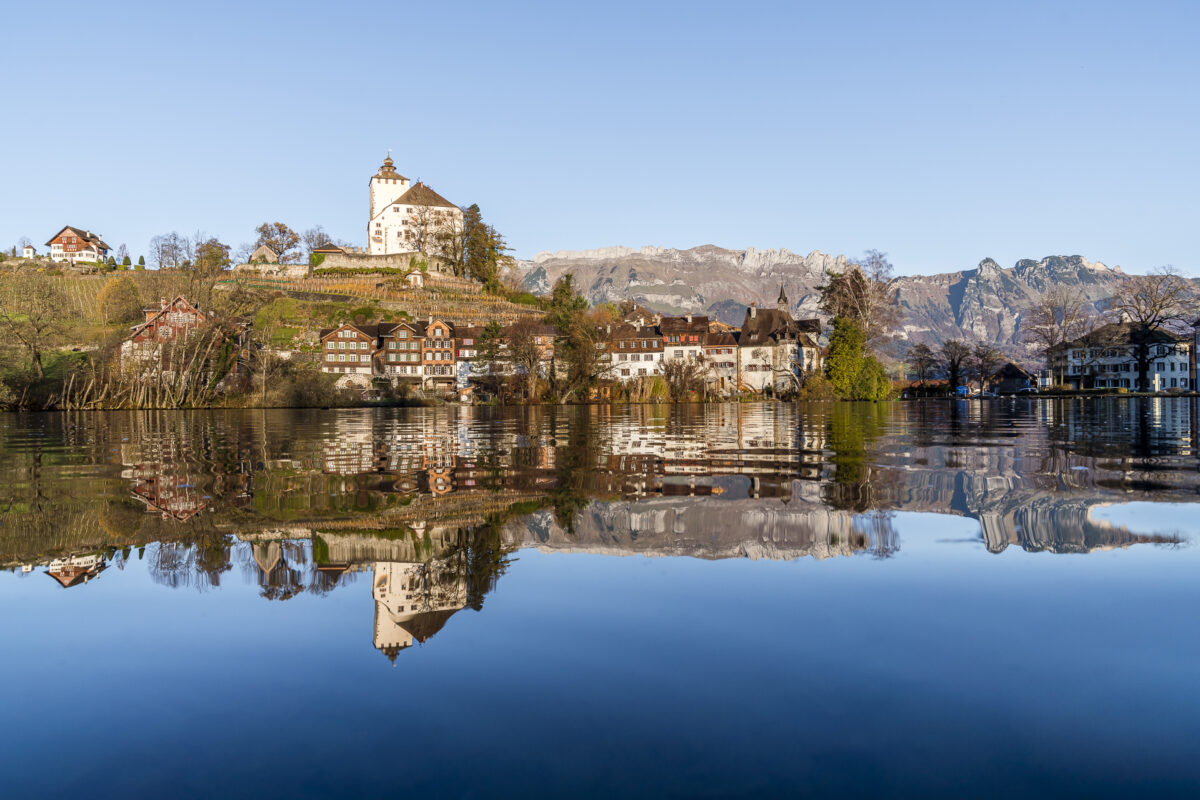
(750, 303, 757, 319)
(160, 297, 168, 310)
(637, 316, 644, 327)
(686, 313, 692, 324)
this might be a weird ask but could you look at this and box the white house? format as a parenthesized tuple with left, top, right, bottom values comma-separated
(1048, 322, 1192, 391)
(367, 155, 464, 261)
(22, 244, 36, 259)
(609, 322, 664, 382)
(735, 290, 822, 393)
(45, 226, 110, 264)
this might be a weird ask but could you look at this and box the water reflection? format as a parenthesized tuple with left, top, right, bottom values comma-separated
(3, 400, 1196, 627)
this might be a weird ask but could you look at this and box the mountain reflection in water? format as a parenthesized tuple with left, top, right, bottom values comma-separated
(4, 400, 1200, 799)
(2, 399, 1194, 657)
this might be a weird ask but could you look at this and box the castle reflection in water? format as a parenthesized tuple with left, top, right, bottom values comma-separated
(3, 399, 1195, 660)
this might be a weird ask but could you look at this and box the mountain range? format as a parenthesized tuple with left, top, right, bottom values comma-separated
(516, 246, 1132, 355)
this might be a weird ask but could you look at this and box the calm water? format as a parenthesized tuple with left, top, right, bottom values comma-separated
(1, 399, 1198, 798)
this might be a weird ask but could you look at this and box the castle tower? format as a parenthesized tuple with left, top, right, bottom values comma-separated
(368, 154, 410, 251)
(776, 284, 788, 312)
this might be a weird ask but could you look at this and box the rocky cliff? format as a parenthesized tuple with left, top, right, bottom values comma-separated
(517, 246, 1131, 353)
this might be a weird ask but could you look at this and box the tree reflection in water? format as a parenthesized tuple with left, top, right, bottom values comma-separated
(1, 400, 1196, 655)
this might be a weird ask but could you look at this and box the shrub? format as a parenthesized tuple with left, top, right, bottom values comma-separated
(795, 373, 837, 401)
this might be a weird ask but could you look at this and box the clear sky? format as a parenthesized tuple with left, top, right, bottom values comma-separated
(2, 1, 1196, 275)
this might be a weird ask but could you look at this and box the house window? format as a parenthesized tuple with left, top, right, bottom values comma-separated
(359, 341, 368, 349)
(338, 354, 346, 362)
(326, 341, 335, 349)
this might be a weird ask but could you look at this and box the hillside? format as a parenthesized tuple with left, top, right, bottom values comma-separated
(517, 246, 1136, 353)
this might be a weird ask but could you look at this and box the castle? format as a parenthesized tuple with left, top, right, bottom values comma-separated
(367, 154, 463, 258)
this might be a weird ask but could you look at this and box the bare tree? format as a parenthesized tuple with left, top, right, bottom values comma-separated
(189, 238, 230, 310)
(300, 226, 329, 262)
(905, 342, 937, 385)
(662, 356, 705, 402)
(0, 273, 75, 379)
(938, 339, 971, 392)
(149, 231, 185, 269)
(505, 318, 542, 401)
(818, 249, 899, 345)
(969, 343, 1004, 393)
(1022, 286, 1099, 384)
(402, 206, 458, 260)
(1109, 266, 1198, 391)
(232, 242, 256, 265)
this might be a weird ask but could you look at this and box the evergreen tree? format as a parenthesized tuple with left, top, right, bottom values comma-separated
(824, 317, 865, 398)
(137, 255, 145, 267)
(852, 356, 891, 400)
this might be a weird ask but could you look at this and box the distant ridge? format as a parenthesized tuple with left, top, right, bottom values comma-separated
(516, 245, 1138, 354)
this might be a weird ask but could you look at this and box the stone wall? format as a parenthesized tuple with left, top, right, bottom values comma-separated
(316, 251, 451, 274)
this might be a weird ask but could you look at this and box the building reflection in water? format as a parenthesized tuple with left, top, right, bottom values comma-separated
(2, 399, 1196, 658)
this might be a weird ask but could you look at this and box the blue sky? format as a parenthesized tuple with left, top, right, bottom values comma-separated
(2, 1, 1196, 275)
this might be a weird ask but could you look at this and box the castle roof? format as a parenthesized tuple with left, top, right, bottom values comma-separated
(375, 155, 408, 182)
(45, 226, 110, 250)
(391, 182, 457, 209)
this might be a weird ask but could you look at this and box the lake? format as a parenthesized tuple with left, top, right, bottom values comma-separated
(1, 399, 1198, 798)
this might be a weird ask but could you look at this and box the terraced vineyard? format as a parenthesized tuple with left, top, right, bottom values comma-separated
(222, 273, 543, 325)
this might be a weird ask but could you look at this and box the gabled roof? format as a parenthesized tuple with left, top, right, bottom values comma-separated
(45, 225, 110, 250)
(311, 243, 346, 254)
(1053, 322, 1187, 351)
(320, 322, 386, 340)
(659, 315, 710, 335)
(993, 362, 1035, 380)
(390, 181, 457, 209)
(398, 608, 460, 644)
(45, 563, 106, 589)
(128, 296, 205, 338)
(704, 331, 738, 347)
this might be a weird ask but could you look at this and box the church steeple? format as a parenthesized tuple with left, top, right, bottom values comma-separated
(776, 284, 788, 311)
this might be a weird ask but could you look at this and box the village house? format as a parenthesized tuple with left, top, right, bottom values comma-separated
(319, 323, 389, 384)
(379, 321, 426, 383)
(736, 289, 822, 393)
(120, 295, 250, 380)
(421, 318, 457, 391)
(249, 244, 278, 264)
(609, 321, 664, 381)
(46, 554, 107, 589)
(991, 362, 1037, 394)
(454, 324, 487, 388)
(22, 244, 36, 259)
(121, 296, 206, 365)
(1047, 322, 1192, 391)
(703, 330, 739, 393)
(45, 225, 109, 264)
(660, 314, 709, 362)
(321, 317, 461, 391)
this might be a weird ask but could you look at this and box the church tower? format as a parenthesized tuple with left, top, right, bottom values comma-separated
(368, 154, 410, 253)
(776, 284, 788, 312)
